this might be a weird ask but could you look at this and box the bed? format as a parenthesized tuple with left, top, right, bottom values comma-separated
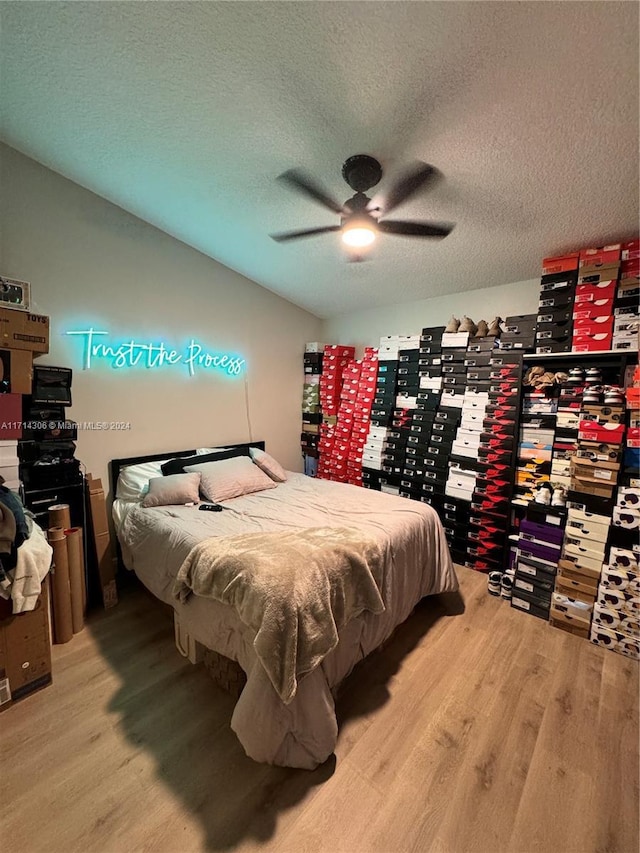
(111, 443, 459, 769)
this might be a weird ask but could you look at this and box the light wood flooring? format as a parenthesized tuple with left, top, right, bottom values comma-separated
(1, 566, 638, 853)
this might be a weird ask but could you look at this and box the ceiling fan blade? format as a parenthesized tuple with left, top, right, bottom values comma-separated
(278, 169, 345, 214)
(270, 225, 341, 243)
(381, 162, 442, 215)
(378, 220, 454, 238)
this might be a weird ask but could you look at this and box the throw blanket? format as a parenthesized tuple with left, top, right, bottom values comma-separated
(173, 526, 385, 703)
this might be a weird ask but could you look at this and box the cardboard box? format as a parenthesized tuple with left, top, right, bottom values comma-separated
(86, 475, 118, 609)
(590, 624, 640, 659)
(0, 578, 52, 712)
(0, 349, 33, 395)
(0, 308, 49, 355)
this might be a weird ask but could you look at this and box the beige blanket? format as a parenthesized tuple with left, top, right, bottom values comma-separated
(173, 526, 385, 703)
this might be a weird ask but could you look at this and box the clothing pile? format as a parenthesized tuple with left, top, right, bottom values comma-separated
(0, 485, 53, 613)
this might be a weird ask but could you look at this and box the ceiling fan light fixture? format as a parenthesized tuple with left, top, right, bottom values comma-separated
(341, 219, 377, 248)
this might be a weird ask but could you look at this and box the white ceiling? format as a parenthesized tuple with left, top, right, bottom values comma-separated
(1, 2, 638, 319)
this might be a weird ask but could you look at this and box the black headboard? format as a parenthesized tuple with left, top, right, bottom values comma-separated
(109, 441, 265, 499)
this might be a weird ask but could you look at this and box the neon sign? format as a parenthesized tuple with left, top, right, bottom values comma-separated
(66, 329, 245, 377)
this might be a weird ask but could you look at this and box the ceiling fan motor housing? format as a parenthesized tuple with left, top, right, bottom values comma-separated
(342, 155, 383, 193)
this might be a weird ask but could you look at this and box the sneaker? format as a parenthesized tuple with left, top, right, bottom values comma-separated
(533, 484, 552, 505)
(486, 317, 502, 337)
(476, 319, 489, 338)
(488, 571, 502, 596)
(459, 316, 477, 335)
(500, 572, 514, 601)
(445, 315, 460, 333)
(583, 390, 602, 405)
(585, 368, 602, 384)
(551, 486, 567, 507)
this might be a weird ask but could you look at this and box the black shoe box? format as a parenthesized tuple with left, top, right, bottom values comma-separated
(376, 373, 397, 387)
(383, 448, 408, 464)
(31, 365, 73, 406)
(370, 413, 393, 426)
(418, 354, 443, 369)
(483, 417, 517, 435)
(386, 437, 409, 454)
(537, 307, 573, 325)
(434, 407, 462, 425)
(416, 391, 442, 411)
(442, 375, 467, 389)
(397, 364, 420, 379)
(442, 496, 472, 519)
(463, 365, 490, 381)
(535, 320, 572, 340)
(388, 427, 412, 442)
(464, 353, 493, 367)
(396, 379, 421, 394)
(405, 443, 430, 461)
(441, 348, 468, 363)
(478, 446, 513, 466)
(467, 339, 497, 353)
(431, 421, 458, 441)
(398, 350, 421, 363)
(442, 518, 469, 539)
(511, 587, 551, 620)
(377, 362, 398, 376)
(513, 569, 555, 601)
(422, 453, 450, 472)
(302, 412, 322, 426)
(449, 457, 485, 475)
(566, 490, 615, 517)
(441, 362, 467, 376)
(409, 423, 435, 441)
(429, 431, 455, 448)
(489, 378, 519, 394)
(399, 484, 423, 501)
(425, 442, 451, 461)
(421, 326, 446, 342)
(412, 407, 436, 424)
(534, 338, 572, 354)
(419, 343, 443, 356)
(538, 291, 575, 310)
(539, 273, 578, 291)
(381, 463, 404, 477)
(422, 480, 446, 498)
(489, 364, 521, 381)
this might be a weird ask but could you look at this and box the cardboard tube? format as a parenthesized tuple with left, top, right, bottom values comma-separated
(49, 504, 71, 530)
(64, 527, 85, 634)
(48, 527, 73, 644)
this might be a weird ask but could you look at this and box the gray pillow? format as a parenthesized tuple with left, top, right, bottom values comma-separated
(141, 473, 201, 508)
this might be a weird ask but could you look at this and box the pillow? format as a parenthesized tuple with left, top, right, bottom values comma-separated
(116, 459, 169, 502)
(195, 446, 230, 455)
(250, 447, 287, 482)
(184, 456, 276, 502)
(161, 447, 249, 476)
(141, 473, 201, 508)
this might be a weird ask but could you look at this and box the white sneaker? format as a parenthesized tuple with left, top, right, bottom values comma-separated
(551, 487, 567, 507)
(533, 484, 552, 505)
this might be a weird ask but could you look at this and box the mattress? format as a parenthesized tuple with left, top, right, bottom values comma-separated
(114, 472, 458, 768)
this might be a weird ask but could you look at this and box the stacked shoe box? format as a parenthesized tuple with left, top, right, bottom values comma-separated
(514, 376, 557, 503)
(500, 314, 538, 353)
(345, 350, 378, 487)
(464, 349, 522, 572)
(573, 245, 621, 352)
(549, 380, 627, 636)
(412, 327, 452, 511)
(511, 502, 567, 620)
(19, 365, 80, 492)
(613, 238, 640, 352)
(316, 345, 355, 480)
(329, 359, 362, 483)
(589, 380, 640, 658)
(536, 253, 579, 354)
(362, 340, 399, 491)
(301, 344, 323, 475)
(390, 337, 421, 500)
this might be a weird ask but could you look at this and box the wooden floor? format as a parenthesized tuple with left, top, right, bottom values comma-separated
(1, 566, 638, 853)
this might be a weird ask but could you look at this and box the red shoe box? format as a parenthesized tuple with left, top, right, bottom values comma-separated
(324, 345, 356, 357)
(571, 332, 613, 352)
(572, 299, 614, 320)
(625, 428, 640, 448)
(542, 253, 579, 274)
(622, 258, 640, 277)
(622, 239, 640, 261)
(573, 316, 614, 334)
(579, 244, 621, 267)
(575, 280, 617, 301)
(577, 421, 625, 444)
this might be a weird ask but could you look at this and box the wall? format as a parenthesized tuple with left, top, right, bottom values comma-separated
(321, 278, 541, 352)
(0, 144, 321, 491)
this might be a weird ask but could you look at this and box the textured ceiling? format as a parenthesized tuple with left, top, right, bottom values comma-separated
(1, 2, 638, 319)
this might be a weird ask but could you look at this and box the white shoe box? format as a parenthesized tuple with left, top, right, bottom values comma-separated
(451, 441, 479, 459)
(305, 342, 326, 353)
(419, 376, 443, 390)
(455, 428, 482, 445)
(440, 390, 465, 408)
(0, 459, 20, 484)
(396, 395, 418, 409)
(442, 332, 470, 347)
(460, 413, 485, 431)
(613, 506, 640, 531)
(463, 390, 490, 403)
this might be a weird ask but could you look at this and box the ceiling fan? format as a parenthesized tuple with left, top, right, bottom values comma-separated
(270, 154, 455, 255)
